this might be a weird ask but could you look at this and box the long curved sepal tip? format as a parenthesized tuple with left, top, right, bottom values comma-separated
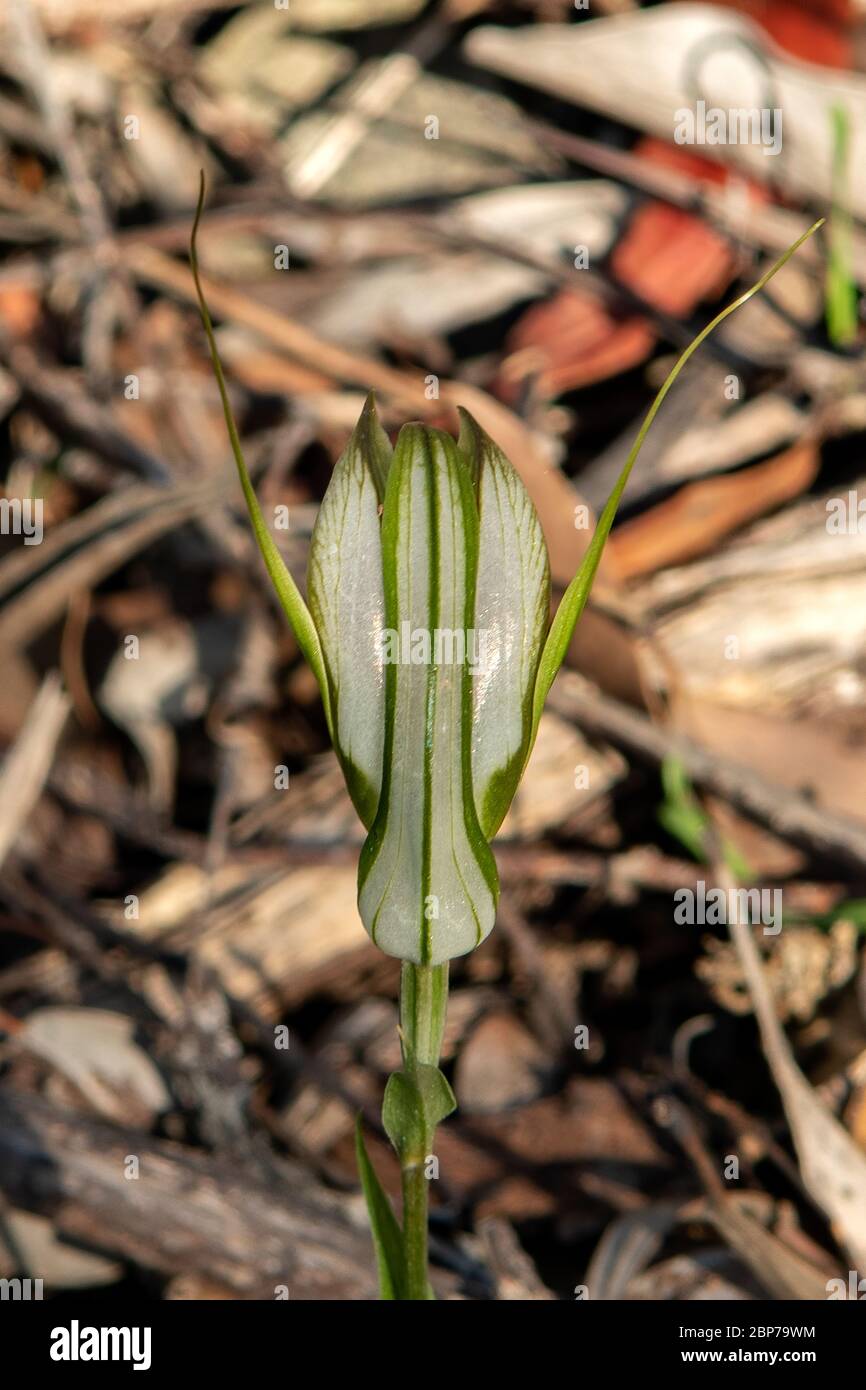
(189, 171, 334, 736)
(527, 218, 826, 756)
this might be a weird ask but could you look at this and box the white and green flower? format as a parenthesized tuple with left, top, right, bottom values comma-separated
(311, 402, 548, 965)
(190, 192, 822, 970)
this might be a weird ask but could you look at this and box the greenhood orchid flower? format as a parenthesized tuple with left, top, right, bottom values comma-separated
(190, 207, 823, 965)
(309, 402, 547, 966)
(190, 176, 821, 1298)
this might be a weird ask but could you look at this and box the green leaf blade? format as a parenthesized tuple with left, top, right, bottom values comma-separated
(382, 1066, 454, 1159)
(414, 1063, 457, 1131)
(382, 1071, 426, 1161)
(355, 1117, 407, 1301)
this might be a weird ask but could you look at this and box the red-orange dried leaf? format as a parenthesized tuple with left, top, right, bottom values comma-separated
(607, 439, 818, 579)
(611, 202, 735, 318)
(706, 0, 852, 68)
(0, 284, 40, 339)
(497, 291, 654, 399)
(635, 136, 771, 199)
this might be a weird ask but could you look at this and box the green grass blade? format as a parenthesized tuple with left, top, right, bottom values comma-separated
(189, 172, 334, 735)
(657, 755, 751, 880)
(355, 1116, 407, 1300)
(826, 105, 858, 348)
(529, 219, 825, 753)
(658, 755, 711, 863)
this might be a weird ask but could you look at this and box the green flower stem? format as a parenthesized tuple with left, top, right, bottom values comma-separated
(399, 962, 448, 1299)
(400, 961, 449, 1067)
(401, 1155, 431, 1301)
